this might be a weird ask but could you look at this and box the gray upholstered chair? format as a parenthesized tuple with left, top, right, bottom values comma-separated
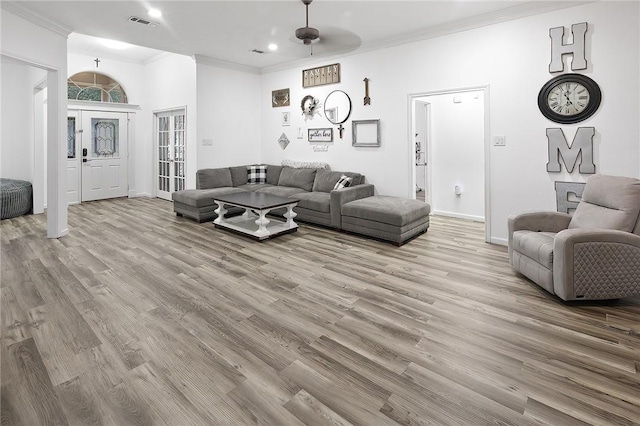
(508, 174, 640, 301)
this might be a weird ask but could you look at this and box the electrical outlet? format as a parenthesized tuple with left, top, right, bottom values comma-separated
(493, 135, 506, 146)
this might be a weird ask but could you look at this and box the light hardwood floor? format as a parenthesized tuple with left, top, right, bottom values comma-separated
(1, 197, 639, 425)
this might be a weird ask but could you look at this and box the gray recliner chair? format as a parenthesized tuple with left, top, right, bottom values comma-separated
(508, 174, 640, 301)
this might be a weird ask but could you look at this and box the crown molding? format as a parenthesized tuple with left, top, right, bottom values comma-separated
(193, 54, 260, 75)
(1, 1, 73, 37)
(260, 1, 591, 74)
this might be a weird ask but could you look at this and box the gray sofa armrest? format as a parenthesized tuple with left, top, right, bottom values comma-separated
(329, 184, 375, 228)
(553, 228, 640, 300)
(508, 211, 572, 260)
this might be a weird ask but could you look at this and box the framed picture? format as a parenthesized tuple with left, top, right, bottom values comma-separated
(352, 119, 380, 147)
(308, 128, 333, 142)
(281, 111, 291, 126)
(272, 88, 290, 107)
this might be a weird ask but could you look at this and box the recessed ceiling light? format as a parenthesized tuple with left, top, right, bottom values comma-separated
(148, 8, 162, 18)
(99, 38, 132, 50)
(268, 43, 278, 51)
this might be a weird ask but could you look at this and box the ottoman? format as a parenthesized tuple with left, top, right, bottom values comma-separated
(172, 187, 247, 222)
(341, 196, 430, 245)
(1, 179, 33, 220)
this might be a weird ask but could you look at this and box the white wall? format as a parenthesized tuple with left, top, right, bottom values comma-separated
(1, 8, 68, 238)
(423, 90, 485, 221)
(0, 59, 46, 181)
(196, 62, 262, 170)
(260, 1, 640, 243)
(145, 53, 197, 190)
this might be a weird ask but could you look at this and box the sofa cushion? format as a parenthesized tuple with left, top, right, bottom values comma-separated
(238, 183, 274, 192)
(342, 196, 430, 227)
(229, 166, 248, 186)
(266, 165, 283, 185)
(569, 174, 640, 232)
(196, 168, 233, 190)
(295, 192, 331, 213)
(312, 170, 362, 192)
(248, 165, 267, 184)
(255, 186, 307, 198)
(511, 230, 556, 270)
(172, 187, 247, 208)
(278, 167, 317, 191)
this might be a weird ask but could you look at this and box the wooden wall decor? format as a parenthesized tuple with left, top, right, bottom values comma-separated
(303, 63, 340, 88)
(272, 88, 290, 107)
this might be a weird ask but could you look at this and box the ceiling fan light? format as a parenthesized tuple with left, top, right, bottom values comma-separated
(295, 27, 319, 42)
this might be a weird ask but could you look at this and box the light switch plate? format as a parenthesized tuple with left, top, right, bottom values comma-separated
(493, 135, 506, 146)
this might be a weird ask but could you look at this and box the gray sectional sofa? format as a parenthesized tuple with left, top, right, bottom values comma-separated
(172, 165, 374, 228)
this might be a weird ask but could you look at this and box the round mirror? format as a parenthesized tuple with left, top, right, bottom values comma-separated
(324, 90, 352, 124)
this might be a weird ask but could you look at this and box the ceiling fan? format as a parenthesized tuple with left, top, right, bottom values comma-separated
(291, 0, 362, 57)
(295, 0, 320, 52)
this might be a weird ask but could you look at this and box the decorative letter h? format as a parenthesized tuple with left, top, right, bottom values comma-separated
(549, 22, 588, 73)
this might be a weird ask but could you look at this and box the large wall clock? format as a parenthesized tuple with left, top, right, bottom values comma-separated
(538, 73, 602, 124)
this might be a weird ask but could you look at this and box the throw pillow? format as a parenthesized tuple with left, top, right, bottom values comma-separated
(334, 175, 353, 190)
(278, 167, 316, 191)
(247, 165, 267, 184)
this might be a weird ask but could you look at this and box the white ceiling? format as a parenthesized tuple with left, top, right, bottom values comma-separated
(9, 1, 582, 71)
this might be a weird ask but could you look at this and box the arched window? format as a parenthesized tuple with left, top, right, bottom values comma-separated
(67, 72, 128, 103)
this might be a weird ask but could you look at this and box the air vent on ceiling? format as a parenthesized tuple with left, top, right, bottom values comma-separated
(249, 49, 269, 55)
(128, 16, 158, 27)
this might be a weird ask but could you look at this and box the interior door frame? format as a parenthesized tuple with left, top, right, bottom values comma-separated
(153, 106, 187, 200)
(407, 85, 491, 243)
(66, 110, 81, 205)
(414, 100, 431, 205)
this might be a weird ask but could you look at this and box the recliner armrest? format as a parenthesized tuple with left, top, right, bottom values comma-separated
(508, 211, 572, 233)
(329, 184, 375, 228)
(553, 228, 640, 300)
(508, 211, 572, 260)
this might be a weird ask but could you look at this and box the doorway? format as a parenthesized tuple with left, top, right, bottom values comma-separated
(154, 108, 187, 201)
(409, 86, 491, 242)
(66, 109, 130, 202)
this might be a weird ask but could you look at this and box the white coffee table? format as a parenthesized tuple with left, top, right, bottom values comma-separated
(213, 192, 299, 240)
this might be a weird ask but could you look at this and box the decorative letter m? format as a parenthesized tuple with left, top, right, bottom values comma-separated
(546, 127, 595, 174)
(549, 22, 588, 73)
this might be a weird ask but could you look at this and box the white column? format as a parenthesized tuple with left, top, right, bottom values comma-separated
(46, 69, 68, 238)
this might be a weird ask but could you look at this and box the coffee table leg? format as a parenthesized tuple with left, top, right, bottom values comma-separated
(213, 201, 227, 225)
(284, 204, 298, 229)
(254, 209, 270, 237)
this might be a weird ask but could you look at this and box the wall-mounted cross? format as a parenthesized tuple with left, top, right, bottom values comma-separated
(94, 58, 101, 68)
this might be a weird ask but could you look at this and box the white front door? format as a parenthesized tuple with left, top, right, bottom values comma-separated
(67, 111, 81, 204)
(155, 109, 186, 201)
(81, 111, 128, 202)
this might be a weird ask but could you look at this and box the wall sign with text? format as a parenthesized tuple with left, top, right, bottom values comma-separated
(308, 128, 333, 142)
(303, 64, 340, 88)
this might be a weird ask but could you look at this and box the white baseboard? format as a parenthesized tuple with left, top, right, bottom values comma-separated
(49, 228, 69, 239)
(491, 237, 508, 246)
(132, 192, 152, 198)
(432, 210, 485, 222)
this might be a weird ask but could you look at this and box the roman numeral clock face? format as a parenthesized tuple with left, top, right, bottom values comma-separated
(538, 73, 601, 124)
